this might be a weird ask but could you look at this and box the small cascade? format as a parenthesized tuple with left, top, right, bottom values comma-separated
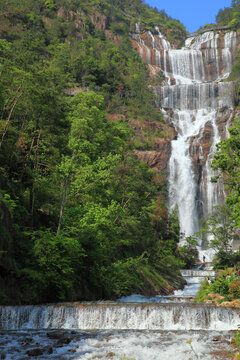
(0, 301, 239, 331)
(181, 269, 215, 277)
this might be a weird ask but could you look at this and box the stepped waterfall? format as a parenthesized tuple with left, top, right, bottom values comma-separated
(132, 29, 237, 258)
(0, 30, 239, 360)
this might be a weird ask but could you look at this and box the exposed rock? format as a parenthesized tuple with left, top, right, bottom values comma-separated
(210, 350, 233, 359)
(219, 299, 240, 308)
(107, 114, 127, 122)
(135, 147, 170, 172)
(46, 346, 53, 354)
(69, 349, 77, 353)
(89, 11, 106, 31)
(47, 331, 66, 339)
(26, 348, 44, 356)
(212, 336, 221, 342)
(57, 336, 71, 345)
(64, 87, 89, 96)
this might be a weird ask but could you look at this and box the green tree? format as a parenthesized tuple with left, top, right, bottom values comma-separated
(216, 7, 233, 25)
(211, 120, 240, 228)
(56, 91, 131, 234)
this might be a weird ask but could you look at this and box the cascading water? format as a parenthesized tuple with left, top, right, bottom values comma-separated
(1, 30, 239, 360)
(132, 29, 237, 257)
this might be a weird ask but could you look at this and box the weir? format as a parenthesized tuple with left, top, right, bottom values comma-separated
(0, 302, 239, 331)
(0, 268, 233, 332)
(0, 29, 240, 360)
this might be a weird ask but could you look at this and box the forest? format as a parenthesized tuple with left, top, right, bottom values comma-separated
(0, 0, 240, 305)
(0, 0, 187, 304)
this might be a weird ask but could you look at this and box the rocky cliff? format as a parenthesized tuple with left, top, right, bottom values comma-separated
(130, 27, 239, 252)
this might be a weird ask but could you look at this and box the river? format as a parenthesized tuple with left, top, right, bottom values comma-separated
(0, 268, 239, 359)
(1, 27, 239, 360)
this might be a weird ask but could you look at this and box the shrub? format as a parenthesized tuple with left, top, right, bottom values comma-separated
(229, 281, 240, 299)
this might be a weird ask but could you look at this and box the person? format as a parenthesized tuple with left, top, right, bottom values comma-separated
(203, 255, 206, 263)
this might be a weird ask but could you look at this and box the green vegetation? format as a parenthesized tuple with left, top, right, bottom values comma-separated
(212, 121, 240, 229)
(195, 268, 240, 304)
(216, 0, 240, 28)
(0, 0, 187, 304)
(194, 205, 240, 269)
(195, 118, 240, 304)
(232, 326, 240, 358)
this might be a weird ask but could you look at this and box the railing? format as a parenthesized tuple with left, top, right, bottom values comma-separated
(187, 25, 231, 38)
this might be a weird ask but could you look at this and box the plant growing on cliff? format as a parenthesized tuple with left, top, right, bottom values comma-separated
(211, 120, 240, 228)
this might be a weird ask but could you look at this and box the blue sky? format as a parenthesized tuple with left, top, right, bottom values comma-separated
(144, 0, 232, 33)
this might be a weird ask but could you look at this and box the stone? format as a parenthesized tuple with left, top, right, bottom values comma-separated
(46, 346, 53, 354)
(47, 331, 65, 339)
(26, 348, 44, 356)
(57, 337, 71, 345)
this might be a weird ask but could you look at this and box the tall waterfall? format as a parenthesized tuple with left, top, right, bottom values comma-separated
(131, 29, 237, 252)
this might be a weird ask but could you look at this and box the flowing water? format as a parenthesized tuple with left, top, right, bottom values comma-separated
(0, 268, 238, 359)
(159, 31, 235, 251)
(132, 29, 237, 257)
(1, 30, 239, 360)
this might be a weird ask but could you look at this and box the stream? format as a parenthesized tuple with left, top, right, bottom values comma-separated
(0, 267, 239, 359)
(0, 28, 239, 360)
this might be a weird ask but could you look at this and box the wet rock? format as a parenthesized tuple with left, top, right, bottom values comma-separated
(25, 338, 33, 343)
(57, 336, 71, 345)
(210, 350, 233, 358)
(47, 330, 65, 339)
(69, 349, 77, 353)
(45, 346, 53, 354)
(212, 336, 221, 342)
(26, 348, 44, 356)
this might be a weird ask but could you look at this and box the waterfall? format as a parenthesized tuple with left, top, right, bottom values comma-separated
(0, 30, 238, 360)
(164, 33, 235, 247)
(0, 303, 240, 331)
(132, 29, 237, 253)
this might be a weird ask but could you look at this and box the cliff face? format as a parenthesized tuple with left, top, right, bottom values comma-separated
(131, 120, 176, 172)
(131, 27, 239, 248)
(131, 29, 239, 82)
(130, 29, 239, 180)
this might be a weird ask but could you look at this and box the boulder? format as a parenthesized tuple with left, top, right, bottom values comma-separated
(26, 348, 44, 356)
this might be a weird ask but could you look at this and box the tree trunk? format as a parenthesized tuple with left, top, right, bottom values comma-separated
(57, 179, 68, 235)
(0, 89, 23, 148)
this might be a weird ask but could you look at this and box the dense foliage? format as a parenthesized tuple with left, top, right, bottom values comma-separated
(212, 121, 240, 229)
(216, 0, 240, 28)
(0, 0, 187, 304)
(195, 268, 240, 305)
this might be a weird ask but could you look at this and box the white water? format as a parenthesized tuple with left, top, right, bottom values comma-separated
(0, 30, 238, 360)
(0, 285, 238, 359)
(1, 302, 239, 331)
(132, 29, 237, 252)
(0, 329, 235, 360)
(158, 31, 235, 248)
